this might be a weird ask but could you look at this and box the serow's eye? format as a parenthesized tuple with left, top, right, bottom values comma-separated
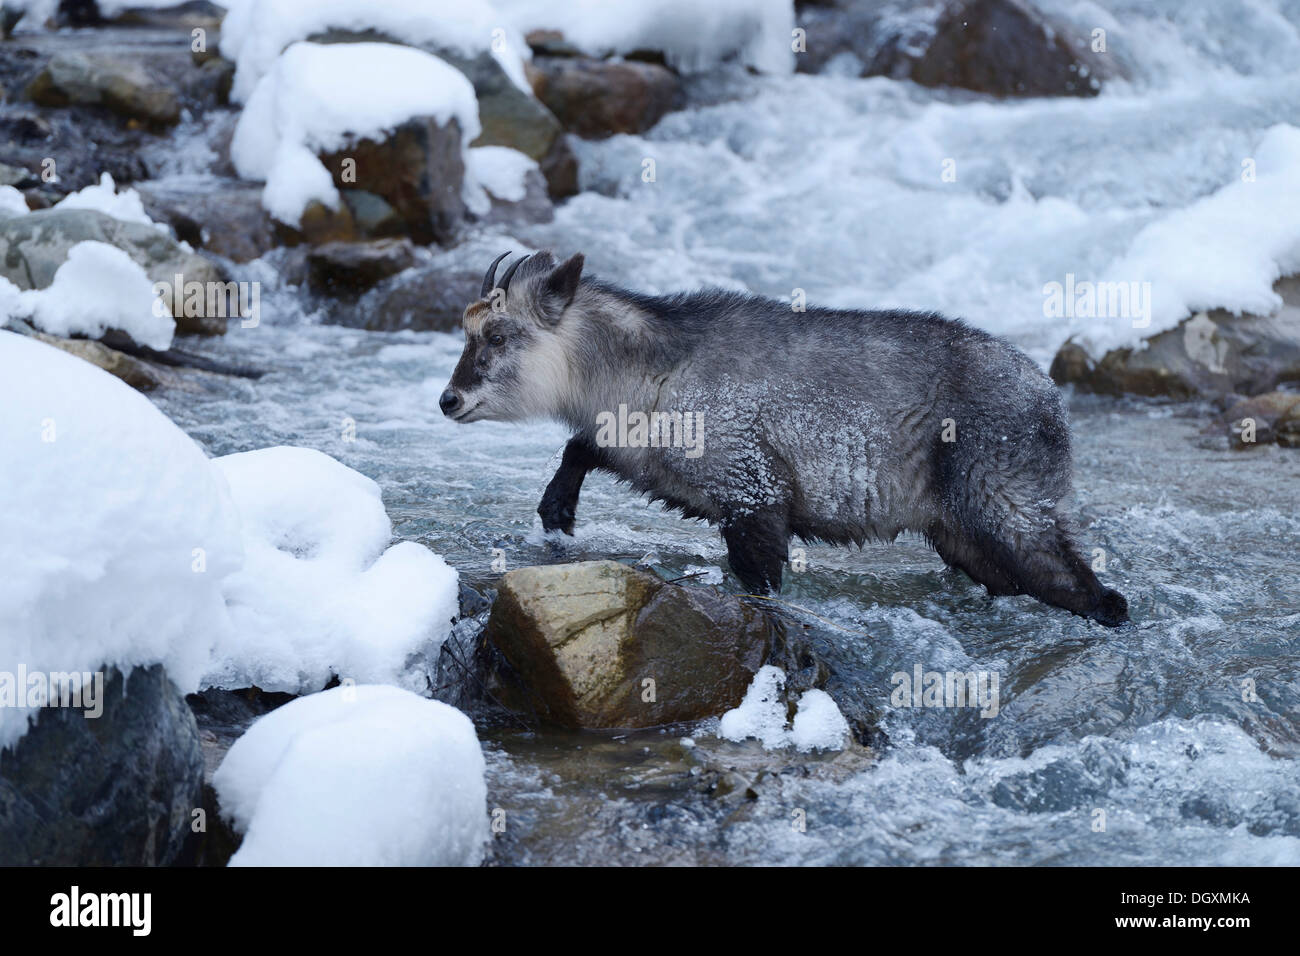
(488, 333, 506, 347)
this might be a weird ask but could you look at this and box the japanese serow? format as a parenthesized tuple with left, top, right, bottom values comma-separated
(441, 251, 1129, 627)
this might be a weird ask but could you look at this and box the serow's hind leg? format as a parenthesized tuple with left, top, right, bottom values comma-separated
(1004, 522, 1129, 627)
(722, 510, 789, 594)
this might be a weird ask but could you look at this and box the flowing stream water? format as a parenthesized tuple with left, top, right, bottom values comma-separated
(144, 0, 1300, 864)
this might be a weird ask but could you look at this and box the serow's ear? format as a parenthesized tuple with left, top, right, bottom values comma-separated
(539, 253, 584, 324)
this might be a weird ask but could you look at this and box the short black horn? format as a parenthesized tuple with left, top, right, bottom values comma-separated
(481, 251, 511, 299)
(498, 254, 531, 293)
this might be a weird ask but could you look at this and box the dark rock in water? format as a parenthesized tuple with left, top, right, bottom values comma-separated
(1219, 392, 1300, 449)
(799, 0, 1112, 96)
(26, 51, 182, 126)
(306, 238, 418, 294)
(539, 135, 580, 199)
(136, 178, 277, 263)
(1051, 276, 1300, 399)
(0, 27, 234, 190)
(103, 1, 224, 32)
(897, 0, 1108, 97)
(481, 560, 834, 730)
(0, 207, 229, 336)
(0, 162, 39, 189)
(323, 262, 479, 333)
(281, 199, 358, 246)
(530, 56, 683, 138)
(0, 665, 204, 866)
(314, 117, 467, 246)
(342, 190, 405, 239)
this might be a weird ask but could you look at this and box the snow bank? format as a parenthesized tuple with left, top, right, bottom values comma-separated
(495, 0, 795, 74)
(214, 684, 488, 866)
(230, 41, 481, 227)
(0, 186, 28, 218)
(0, 332, 242, 751)
(207, 446, 459, 695)
(469, 145, 538, 202)
(8, 241, 173, 351)
(1076, 123, 1300, 356)
(719, 666, 848, 752)
(54, 173, 159, 230)
(220, 0, 530, 104)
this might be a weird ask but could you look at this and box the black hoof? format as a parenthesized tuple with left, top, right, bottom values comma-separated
(1090, 588, 1130, 627)
(537, 499, 576, 535)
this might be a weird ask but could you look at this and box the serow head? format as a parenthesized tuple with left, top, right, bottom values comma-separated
(440, 250, 585, 423)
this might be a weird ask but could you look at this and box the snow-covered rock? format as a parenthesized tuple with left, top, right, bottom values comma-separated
(207, 446, 459, 695)
(0, 331, 242, 750)
(230, 41, 480, 231)
(214, 684, 488, 866)
(220, 0, 531, 104)
(6, 240, 173, 350)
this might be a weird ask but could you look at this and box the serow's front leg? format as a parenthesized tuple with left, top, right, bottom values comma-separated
(722, 509, 790, 594)
(537, 435, 603, 535)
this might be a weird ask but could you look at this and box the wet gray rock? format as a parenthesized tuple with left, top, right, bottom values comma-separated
(306, 238, 417, 294)
(0, 27, 234, 191)
(0, 207, 229, 335)
(798, 0, 1112, 97)
(902, 0, 1108, 97)
(1219, 392, 1300, 449)
(0, 665, 204, 866)
(482, 560, 830, 730)
(26, 50, 182, 125)
(530, 56, 683, 138)
(325, 262, 480, 333)
(1051, 276, 1300, 399)
(136, 178, 276, 263)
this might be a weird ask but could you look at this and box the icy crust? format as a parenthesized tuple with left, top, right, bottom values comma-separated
(207, 446, 460, 696)
(220, 0, 532, 104)
(720, 666, 850, 752)
(0, 332, 242, 751)
(230, 41, 482, 226)
(214, 684, 489, 866)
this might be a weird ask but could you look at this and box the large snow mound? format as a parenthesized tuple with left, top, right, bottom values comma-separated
(4, 241, 173, 351)
(220, 0, 531, 104)
(0, 332, 242, 751)
(207, 446, 460, 695)
(496, 0, 795, 74)
(1075, 123, 1300, 356)
(229, 41, 481, 227)
(214, 684, 488, 866)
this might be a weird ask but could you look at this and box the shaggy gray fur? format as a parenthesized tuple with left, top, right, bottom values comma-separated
(443, 251, 1129, 627)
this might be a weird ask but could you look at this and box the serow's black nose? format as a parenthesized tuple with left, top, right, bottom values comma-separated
(439, 388, 462, 416)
